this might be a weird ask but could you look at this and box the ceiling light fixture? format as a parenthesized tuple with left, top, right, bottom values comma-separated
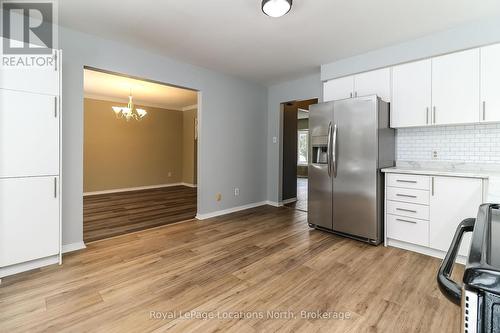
(112, 89, 147, 121)
(262, 0, 292, 18)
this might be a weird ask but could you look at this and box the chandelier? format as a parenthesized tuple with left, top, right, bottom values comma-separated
(112, 91, 147, 121)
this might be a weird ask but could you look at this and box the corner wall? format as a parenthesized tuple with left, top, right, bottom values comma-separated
(60, 27, 267, 246)
(83, 98, 186, 192)
(266, 73, 322, 204)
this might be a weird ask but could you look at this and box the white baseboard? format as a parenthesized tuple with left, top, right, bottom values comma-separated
(62, 241, 86, 254)
(386, 238, 466, 265)
(0, 255, 59, 278)
(281, 197, 297, 205)
(0, 242, 87, 278)
(265, 200, 282, 207)
(196, 201, 270, 220)
(84, 183, 191, 196)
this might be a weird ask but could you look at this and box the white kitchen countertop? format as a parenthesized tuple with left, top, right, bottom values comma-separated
(381, 166, 492, 179)
(381, 161, 500, 178)
(381, 161, 500, 202)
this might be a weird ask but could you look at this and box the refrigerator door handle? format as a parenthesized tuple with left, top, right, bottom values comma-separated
(327, 122, 332, 177)
(332, 124, 338, 178)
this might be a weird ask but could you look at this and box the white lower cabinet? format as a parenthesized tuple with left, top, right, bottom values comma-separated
(385, 173, 483, 261)
(0, 177, 60, 267)
(429, 176, 482, 257)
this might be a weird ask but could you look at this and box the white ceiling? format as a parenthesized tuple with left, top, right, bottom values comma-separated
(84, 69, 198, 110)
(61, 1, 500, 85)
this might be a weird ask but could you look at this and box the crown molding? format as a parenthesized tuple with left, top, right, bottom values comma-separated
(84, 93, 195, 112)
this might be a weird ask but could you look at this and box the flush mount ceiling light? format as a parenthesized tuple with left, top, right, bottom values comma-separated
(262, 0, 292, 18)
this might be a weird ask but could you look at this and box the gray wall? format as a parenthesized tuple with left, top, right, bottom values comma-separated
(321, 16, 500, 81)
(60, 27, 267, 246)
(266, 73, 322, 203)
(266, 16, 500, 204)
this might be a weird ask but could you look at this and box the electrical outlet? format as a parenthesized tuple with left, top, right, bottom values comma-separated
(432, 150, 438, 160)
(273, 136, 277, 144)
(234, 187, 240, 196)
(168, 171, 172, 177)
(216, 193, 222, 202)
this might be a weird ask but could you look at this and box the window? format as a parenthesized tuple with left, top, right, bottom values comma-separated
(298, 130, 309, 165)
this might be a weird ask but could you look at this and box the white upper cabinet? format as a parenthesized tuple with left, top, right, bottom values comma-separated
(431, 49, 480, 125)
(429, 176, 482, 257)
(323, 76, 354, 102)
(391, 59, 432, 128)
(0, 89, 60, 178)
(353, 68, 391, 102)
(480, 44, 500, 122)
(0, 49, 60, 96)
(323, 68, 391, 103)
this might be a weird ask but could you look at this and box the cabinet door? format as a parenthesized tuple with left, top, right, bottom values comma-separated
(391, 59, 432, 127)
(432, 49, 480, 125)
(480, 44, 500, 122)
(429, 176, 482, 257)
(323, 76, 354, 102)
(354, 68, 391, 102)
(0, 46, 59, 96)
(0, 89, 59, 178)
(0, 177, 60, 267)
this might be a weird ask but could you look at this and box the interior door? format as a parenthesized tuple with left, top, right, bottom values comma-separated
(353, 68, 391, 102)
(391, 59, 432, 127)
(323, 76, 354, 102)
(429, 176, 482, 257)
(0, 177, 60, 267)
(282, 103, 298, 201)
(308, 102, 333, 229)
(480, 44, 500, 122)
(432, 49, 480, 125)
(0, 89, 59, 178)
(332, 97, 378, 240)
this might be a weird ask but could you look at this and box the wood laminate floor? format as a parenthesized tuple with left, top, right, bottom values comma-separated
(285, 178, 308, 212)
(83, 186, 197, 242)
(0, 206, 462, 332)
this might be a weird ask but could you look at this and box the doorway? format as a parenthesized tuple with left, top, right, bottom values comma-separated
(82, 68, 199, 242)
(281, 98, 318, 212)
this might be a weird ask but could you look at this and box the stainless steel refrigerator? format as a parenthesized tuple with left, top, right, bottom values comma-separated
(308, 95, 395, 245)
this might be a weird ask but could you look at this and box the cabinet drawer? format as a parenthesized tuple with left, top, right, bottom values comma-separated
(386, 187, 429, 205)
(387, 200, 429, 220)
(386, 214, 429, 247)
(386, 173, 430, 190)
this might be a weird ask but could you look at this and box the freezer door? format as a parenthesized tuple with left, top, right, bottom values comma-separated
(308, 102, 333, 229)
(309, 102, 334, 137)
(332, 96, 379, 240)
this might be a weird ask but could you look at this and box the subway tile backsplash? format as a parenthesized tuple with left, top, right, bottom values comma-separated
(396, 123, 500, 163)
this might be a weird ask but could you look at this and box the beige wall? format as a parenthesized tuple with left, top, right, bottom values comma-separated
(84, 98, 197, 192)
(182, 109, 197, 185)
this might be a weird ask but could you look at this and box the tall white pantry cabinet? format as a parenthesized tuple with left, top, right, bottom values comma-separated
(0, 50, 62, 278)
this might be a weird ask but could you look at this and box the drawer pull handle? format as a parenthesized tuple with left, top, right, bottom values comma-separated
(396, 219, 417, 224)
(396, 194, 417, 198)
(396, 208, 417, 213)
(396, 218, 417, 224)
(396, 180, 417, 184)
